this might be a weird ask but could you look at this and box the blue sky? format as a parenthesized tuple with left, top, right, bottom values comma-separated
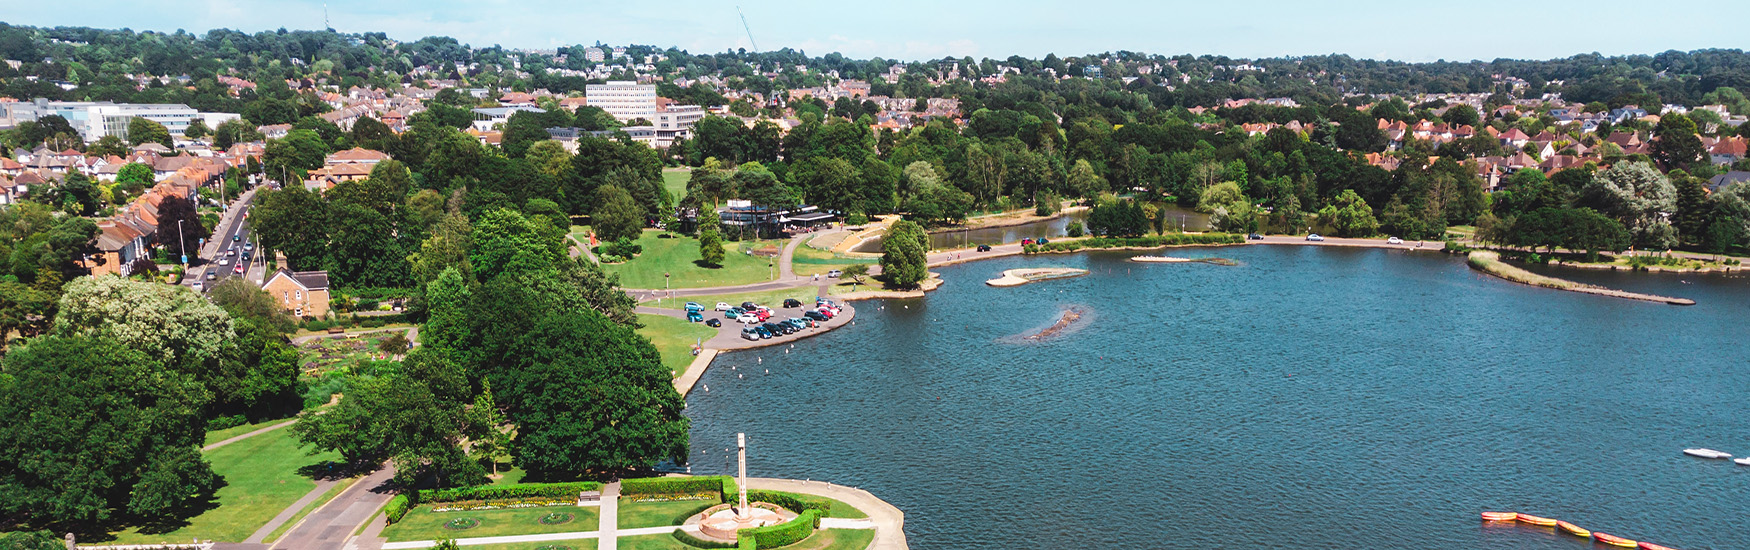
(2, 0, 1747, 62)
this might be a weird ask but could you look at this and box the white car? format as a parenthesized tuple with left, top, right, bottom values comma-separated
(218, 259, 231, 266)
(1387, 237, 1404, 244)
(716, 302, 733, 311)
(737, 314, 760, 324)
(1306, 234, 1325, 242)
(191, 281, 203, 291)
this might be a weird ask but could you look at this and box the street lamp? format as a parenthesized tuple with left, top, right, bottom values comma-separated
(177, 220, 188, 268)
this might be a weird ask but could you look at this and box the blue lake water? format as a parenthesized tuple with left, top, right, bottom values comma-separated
(683, 246, 1750, 550)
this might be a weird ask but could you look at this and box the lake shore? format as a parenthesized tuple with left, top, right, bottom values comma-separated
(1466, 251, 1695, 305)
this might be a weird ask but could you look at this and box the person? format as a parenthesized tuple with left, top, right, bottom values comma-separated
(813, 273, 819, 282)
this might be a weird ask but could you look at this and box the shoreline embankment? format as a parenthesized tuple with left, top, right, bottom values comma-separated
(1466, 251, 1695, 306)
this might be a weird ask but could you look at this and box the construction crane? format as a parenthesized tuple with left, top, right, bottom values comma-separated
(736, 6, 759, 53)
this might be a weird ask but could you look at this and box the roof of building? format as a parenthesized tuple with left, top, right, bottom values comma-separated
(264, 268, 330, 291)
(326, 147, 391, 163)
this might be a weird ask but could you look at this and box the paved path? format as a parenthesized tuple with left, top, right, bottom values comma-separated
(745, 477, 906, 550)
(244, 477, 348, 543)
(202, 419, 297, 452)
(271, 465, 397, 550)
(596, 481, 621, 550)
(290, 326, 419, 346)
(380, 525, 686, 549)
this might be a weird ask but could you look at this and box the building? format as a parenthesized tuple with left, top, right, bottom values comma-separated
(0, 99, 232, 141)
(584, 81, 658, 122)
(470, 106, 546, 132)
(262, 268, 331, 319)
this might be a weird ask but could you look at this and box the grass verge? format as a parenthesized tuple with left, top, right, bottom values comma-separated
(380, 504, 600, 542)
(106, 426, 339, 544)
(617, 498, 716, 530)
(636, 313, 718, 378)
(603, 230, 777, 289)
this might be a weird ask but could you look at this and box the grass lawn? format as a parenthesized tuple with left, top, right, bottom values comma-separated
(636, 314, 717, 378)
(203, 417, 295, 447)
(490, 464, 527, 485)
(602, 230, 777, 289)
(682, 287, 822, 313)
(759, 491, 868, 519)
(443, 542, 599, 550)
(792, 244, 877, 277)
(661, 169, 690, 202)
(616, 529, 873, 550)
(106, 426, 340, 544)
(262, 475, 358, 542)
(380, 505, 600, 542)
(617, 498, 716, 530)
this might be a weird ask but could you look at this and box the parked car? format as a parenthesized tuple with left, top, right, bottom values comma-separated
(741, 327, 761, 341)
(815, 308, 835, 319)
(705, 318, 722, 328)
(754, 309, 772, 322)
(804, 311, 829, 322)
(737, 313, 760, 324)
(761, 322, 784, 335)
(755, 326, 773, 339)
(1306, 234, 1325, 242)
(788, 318, 810, 330)
(716, 302, 733, 311)
(1036, 238, 1049, 245)
(726, 307, 744, 319)
(1387, 236, 1404, 244)
(1021, 238, 1034, 245)
(977, 244, 992, 252)
(826, 269, 843, 278)
(782, 298, 803, 308)
(686, 311, 703, 322)
(740, 302, 758, 311)
(1248, 233, 1263, 240)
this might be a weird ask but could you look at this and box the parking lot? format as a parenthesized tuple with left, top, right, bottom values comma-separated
(637, 294, 858, 351)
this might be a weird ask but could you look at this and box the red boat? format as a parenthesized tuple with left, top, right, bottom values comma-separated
(1593, 532, 1638, 548)
(1515, 513, 1558, 526)
(1637, 543, 1679, 550)
(1481, 512, 1517, 521)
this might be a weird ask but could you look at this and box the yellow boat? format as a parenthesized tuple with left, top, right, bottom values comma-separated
(1557, 521, 1590, 537)
(1481, 512, 1517, 522)
(1594, 532, 1639, 548)
(1515, 513, 1558, 526)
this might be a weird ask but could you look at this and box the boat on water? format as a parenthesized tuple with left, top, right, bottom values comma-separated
(1735, 457, 1750, 466)
(1557, 521, 1591, 537)
(1515, 513, 1558, 526)
(1637, 542, 1679, 550)
(1481, 512, 1517, 522)
(1594, 532, 1639, 547)
(1682, 448, 1731, 459)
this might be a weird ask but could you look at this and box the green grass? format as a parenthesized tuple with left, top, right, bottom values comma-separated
(262, 475, 358, 543)
(203, 417, 295, 447)
(760, 491, 868, 519)
(661, 169, 690, 202)
(491, 465, 528, 485)
(380, 505, 600, 542)
(682, 287, 823, 313)
(615, 534, 693, 550)
(791, 244, 878, 277)
(602, 230, 777, 289)
(617, 498, 716, 529)
(636, 314, 718, 378)
(613, 529, 873, 550)
(106, 426, 340, 544)
(440, 542, 599, 550)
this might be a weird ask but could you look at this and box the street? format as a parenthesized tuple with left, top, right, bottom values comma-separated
(186, 187, 268, 293)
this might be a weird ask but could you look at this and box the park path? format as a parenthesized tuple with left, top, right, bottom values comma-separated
(289, 326, 419, 346)
(202, 419, 297, 452)
(596, 481, 621, 550)
(744, 477, 906, 550)
(242, 476, 349, 543)
(270, 465, 398, 550)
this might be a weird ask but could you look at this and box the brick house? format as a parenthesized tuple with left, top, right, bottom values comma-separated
(262, 268, 331, 319)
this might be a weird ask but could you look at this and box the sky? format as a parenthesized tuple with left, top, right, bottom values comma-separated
(2, 0, 1747, 63)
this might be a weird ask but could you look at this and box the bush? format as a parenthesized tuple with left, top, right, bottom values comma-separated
(844, 212, 869, 226)
(360, 319, 384, 329)
(1023, 233, 1243, 254)
(356, 299, 380, 311)
(603, 237, 643, 258)
(620, 476, 735, 502)
(1442, 240, 1470, 254)
(305, 320, 332, 332)
(385, 494, 412, 524)
(745, 491, 831, 516)
(417, 481, 605, 504)
(672, 528, 739, 549)
(744, 510, 819, 548)
(1065, 222, 1084, 238)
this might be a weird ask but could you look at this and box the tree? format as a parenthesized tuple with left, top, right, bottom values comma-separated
(880, 219, 929, 289)
(698, 228, 725, 267)
(251, 186, 330, 271)
(294, 349, 485, 486)
(350, 116, 395, 152)
(55, 275, 235, 370)
(0, 335, 216, 525)
(592, 185, 645, 243)
(209, 276, 296, 333)
(466, 380, 511, 475)
(127, 117, 173, 148)
(1444, 104, 1480, 128)
(1673, 171, 1710, 244)
(1066, 159, 1107, 198)
(213, 118, 264, 150)
(86, 134, 128, 157)
(1317, 189, 1380, 237)
(1650, 113, 1706, 171)
(155, 195, 208, 262)
(841, 263, 870, 287)
(184, 117, 210, 140)
(1508, 207, 1630, 260)
(263, 129, 331, 180)
(1581, 162, 1677, 249)
(116, 162, 155, 189)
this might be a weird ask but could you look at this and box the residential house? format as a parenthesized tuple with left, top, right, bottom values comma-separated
(1499, 128, 1531, 149)
(262, 268, 331, 319)
(87, 221, 149, 276)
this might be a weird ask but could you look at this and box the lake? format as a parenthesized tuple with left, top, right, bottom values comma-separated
(683, 245, 1750, 550)
(851, 205, 1211, 252)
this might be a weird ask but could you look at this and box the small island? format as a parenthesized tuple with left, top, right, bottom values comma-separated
(985, 268, 1090, 287)
(1129, 255, 1238, 266)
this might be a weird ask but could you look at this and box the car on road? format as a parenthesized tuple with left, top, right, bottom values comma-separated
(226, 249, 237, 257)
(205, 270, 217, 280)
(1248, 233, 1263, 240)
(233, 235, 241, 242)
(977, 244, 992, 252)
(244, 243, 255, 251)
(705, 318, 722, 328)
(191, 281, 203, 292)
(716, 302, 733, 311)
(737, 313, 760, 324)
(218, 259, 231, 266)
(782, 298, 803, 308)
(826, 269, 842, 278)
(741, 327, 761, 341)
(233, 263, 245, 274)
(1306, 234, 1325, 242)
(1387, 236, 1404, 244)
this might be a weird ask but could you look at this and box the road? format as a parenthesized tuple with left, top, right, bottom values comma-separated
(268, 465, 398, 550)
(186, 186, 268, 293)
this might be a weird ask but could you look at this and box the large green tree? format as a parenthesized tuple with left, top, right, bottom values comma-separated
(880, 219, 930, 288)
(591, 185, 645, 243)
(126, 116, 172, 148)
(294, 349, 484, 486)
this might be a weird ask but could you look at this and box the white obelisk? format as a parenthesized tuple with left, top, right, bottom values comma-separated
(737, 432, 749, 519)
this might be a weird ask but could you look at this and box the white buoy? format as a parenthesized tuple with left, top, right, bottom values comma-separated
(703, 384, 709, 391)
(758, 357, 763, 364)
(738, 374, 743, 379)
(764, 369, 769, 374)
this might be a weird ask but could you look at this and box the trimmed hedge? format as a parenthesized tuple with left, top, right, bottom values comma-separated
(620, 476, 735, 503)
(672, 528, 740, 549)
(745, 491, 830, 517)
(1024, 233, 1243, 253)
(742, 509, 819, 549)
(417, 481, 603, 504)
(384, 494, 411, 524)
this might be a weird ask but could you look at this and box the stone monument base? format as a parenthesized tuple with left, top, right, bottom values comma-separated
(688, 502, 795, 541)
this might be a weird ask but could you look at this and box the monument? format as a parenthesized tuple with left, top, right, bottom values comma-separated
(694, 432, 792, 541)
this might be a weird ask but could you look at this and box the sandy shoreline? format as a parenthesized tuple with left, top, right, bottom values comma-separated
(1466, 251, 1695, 305)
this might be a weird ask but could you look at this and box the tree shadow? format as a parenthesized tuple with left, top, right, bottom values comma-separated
(57, 476, 229, 541)
(297, 459, 373, 482)
(692, 260, 722, 269)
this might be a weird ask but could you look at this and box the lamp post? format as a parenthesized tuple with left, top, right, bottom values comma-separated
(177, 220, 188, 268)
(664, 272, 670, 304)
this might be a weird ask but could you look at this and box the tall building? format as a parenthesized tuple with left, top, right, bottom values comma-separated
(0, 99, 224, 142)
(584, 81, 657, 122)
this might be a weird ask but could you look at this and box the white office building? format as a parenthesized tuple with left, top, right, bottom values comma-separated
(584, 81, 657, 122)
(0, 99, 219, 142)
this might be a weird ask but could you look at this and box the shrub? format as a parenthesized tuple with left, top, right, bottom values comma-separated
(205, 414, 248, 432)
(360, 319, 384, 329)
(385, 494, 412, 524)
(620, 476, 734, 502)
(844, 212, 869, 226)
(743, 510, 819, 548)
(745, 491, 831, 516)
(417, 481, 605, 504)
(603, 237, 643, 258)
(672, 528, 739, 549)
(304, 320, 332, 331)
(1065, 221, 1084, 238)
(356, 299, 380, 311)
(1024, 233, 1243, 254)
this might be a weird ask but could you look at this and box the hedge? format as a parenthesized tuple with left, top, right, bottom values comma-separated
(672, 528, 740, 549)
(384, 494, 411, 524)
(620, 476, 735, 503)
(745, 491, 831, 517)
(417, 481, 603, 504)
(1023, 233, 1243, 253)
(742, 509, 820, 549)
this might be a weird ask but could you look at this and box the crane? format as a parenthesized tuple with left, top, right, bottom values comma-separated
(736, 6, 759, 53)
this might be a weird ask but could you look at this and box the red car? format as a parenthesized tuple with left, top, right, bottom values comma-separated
(1021, 238, 1034, 245)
